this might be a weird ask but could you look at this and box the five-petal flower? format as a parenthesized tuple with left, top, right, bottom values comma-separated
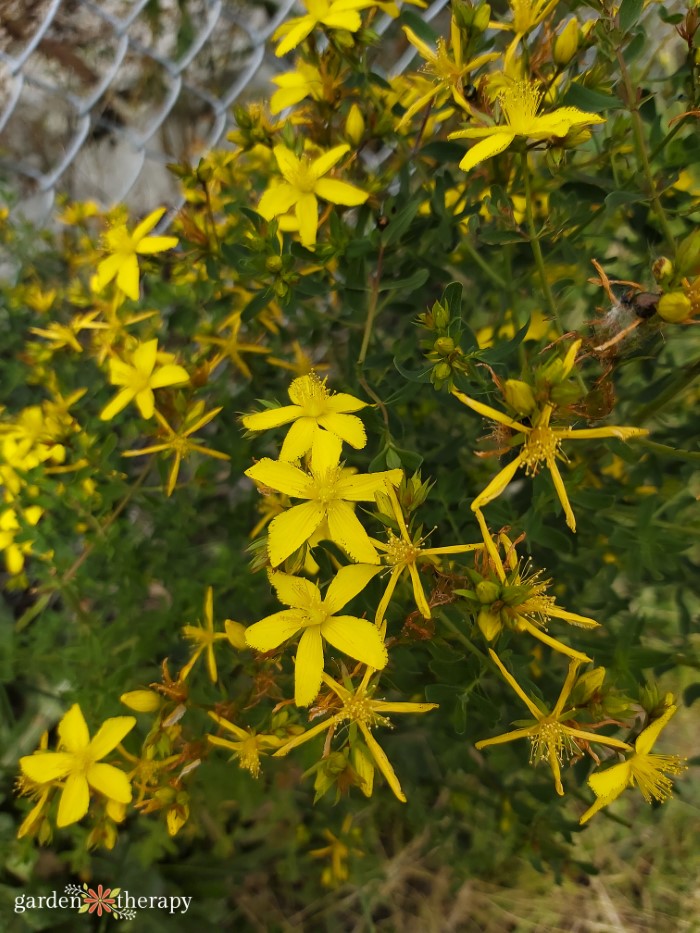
(100, 339, 189, 421)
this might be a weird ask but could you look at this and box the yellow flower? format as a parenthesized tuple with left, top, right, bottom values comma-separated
(19, 704, 135, 828)
(272, 0, 374, 57)
(452, 390, 648, 532)
(490, 0, 560, 66)
(309, 815, 363, 887)
(449, 80, 605, 172)
(99, 338, 189, 421)
(257, 144, 368, 247)
(180, 587, 239, 683)
(270, 61, 326, 114)
(242, 372, 367, 462)
(29, 311, 107, 353)
(0, 505, 43, 574)
(245, 434, 403, 566)
(476, 650, 631, 796)
(122, 403, 229, 496)
(245, 564, 385, 706)
(579, 705, 687, 824)
(371, 485, 481, 621)
(92, 207, 178, 301)
(399, 18, 498, 125)
(207, 712, 285, 777)
(197, 310, 268, 380)
(275, 667, 438, 800)
(466, 530, 598, 661)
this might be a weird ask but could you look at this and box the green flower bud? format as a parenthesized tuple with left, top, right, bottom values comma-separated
(553, 18, 580, 66)
(433, 361, 452, 381)
(675, 229, 700, 277)
(475, 580, 501, 604)
(503, 379, 536, 414)
(569, 667, 606, 705)
(433, 301, 450, 329)
(477, 607, 502, 641)
(434, 336, 455, 355)
(657, 291, 691, 323)
(265, 255, 283, 273)
(473, 3, 492, 32)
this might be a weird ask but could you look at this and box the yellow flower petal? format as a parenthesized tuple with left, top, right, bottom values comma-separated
(327, 500, 380, 563)
(135, 388, 156, 419)
(548, 458, 576, 532)
(87, 762, 133, 803)
(358, 722, 406, 802)
(269, 571, 320, 609)
(58, 703, 90, 752)
(150, 364, 189, 389)
(314, 178, 369, 206)
(268, 500, 326, 566)
(322, 615, 388, 669)
(225, 619, 247, 650)
(93, 254, 122, 292)
(280, 417, 318, 460)
(326, 392, 367, 414)
(317, 412, 366, 448)
(636, 705, 676, 755)
(587, 760, 632, 801)
(57, 773, 90, 827)
(88, 716, 136, 760)
(296, 192, 319, 246)
(324, 564, 381, 614)
(20, 751, 75, 783)
(274, 18, 317, 57)
(100, 388, 135, 421)
(258, 183, 300, 220)
(245, 609, 306, 651)
(336, 467, 403, 501)
(135, 235, 178, 255)
(132, 207, 167, 240)
(115, 253, 141, 301)
(245, 459, 314, 498)
(458, 132, 516, 172)
(133, 339, 159, 375)
(311, 144, 350, 178)
(471, 457, 522, 510)
(242, 406, 302, 431)
(294, 626, 325, 706)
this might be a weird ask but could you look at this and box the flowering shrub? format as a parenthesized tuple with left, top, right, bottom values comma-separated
(1, 0, 699, 923)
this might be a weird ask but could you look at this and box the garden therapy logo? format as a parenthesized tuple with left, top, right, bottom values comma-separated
(13, 884, 191, 919)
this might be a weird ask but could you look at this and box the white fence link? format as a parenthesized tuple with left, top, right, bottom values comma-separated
(0, 0, 449, 223)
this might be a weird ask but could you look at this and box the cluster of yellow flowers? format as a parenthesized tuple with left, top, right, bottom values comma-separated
(11, 0, 694, 859)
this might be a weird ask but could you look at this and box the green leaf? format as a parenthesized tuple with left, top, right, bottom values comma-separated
(605, 190, 647, 211)
(381, 198, 424, 246)
(241, 287, 273, 321)
(377, 268, 430, 292)
(683, 683, 700, 707)
(618, 0, 644, 32)
(562, 84, 622, 112)
(398, 9, 438, 46)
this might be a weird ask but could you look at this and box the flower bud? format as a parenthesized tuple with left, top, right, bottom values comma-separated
(652, 256, 674, 284)
(657, 291, 691, 323)
(475, 580, 501, 604)
(675, 229, 700, 277)
(569, 667, 606, 705)
(433, 361, 452, 381)
(553, 19, 580, 66)
(473, 3, 492, 32)
(345, 104, 365, 145)
(265, 255, 283, 273)
(434, 336, 455, 355)
(503, 379, 536, 414)
(120, 689, 162, 713)
(225, 619, 247, 649)
(432, 300, 450, 329)
(477, 607, 502, 640)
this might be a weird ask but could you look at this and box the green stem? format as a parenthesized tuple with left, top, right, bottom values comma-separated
(357, 241, 385, 366)
(439, 613, 490, 665)
(461, 239, 508, 290)
(520, 150, 562, 335)
(636, 357, 700, 422)
(616, 50, 676, 255)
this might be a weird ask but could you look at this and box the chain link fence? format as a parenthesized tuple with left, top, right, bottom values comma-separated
(0, 0, 450, 224)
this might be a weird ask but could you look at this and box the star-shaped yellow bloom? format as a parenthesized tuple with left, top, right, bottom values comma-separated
(92, 207, 178, 301)
(580, 705, 687, 824)
(272, 0, 374, 57)
(371, 485, 481, 621)
(245, 564, 385, 706)
(19, 704, 135, 828)
(257, 144, 368, 247)
(463, 530, 598, 662)
(399, 18, 498, 125)
(242, 372, 367, 462)
(122, 403, 229, 496)
(197, 310, 268, 380)
(452, 390, 648, 532)
(476, 650, 631, 796)
(100, 339, 189, 421)
(490, 0, 560, 66)
(449, 80, 605, 172)
(274, 666, 438, 800)
(245, 433, 402, 566)
(180, 587, 245, 683)
(207, 712, 285, 777)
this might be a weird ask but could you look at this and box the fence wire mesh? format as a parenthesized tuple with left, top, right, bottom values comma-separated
(0, 0, 449, 224)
